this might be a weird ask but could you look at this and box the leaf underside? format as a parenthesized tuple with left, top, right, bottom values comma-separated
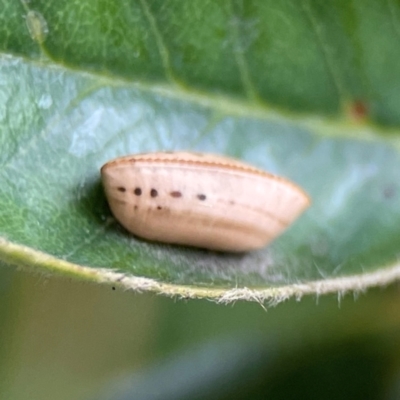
(1, 0, 400, 302)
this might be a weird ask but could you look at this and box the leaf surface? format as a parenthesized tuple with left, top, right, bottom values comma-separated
(1, 0, 400, 302)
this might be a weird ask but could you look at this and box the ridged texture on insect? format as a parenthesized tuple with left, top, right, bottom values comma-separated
(101, 151, 310, 252)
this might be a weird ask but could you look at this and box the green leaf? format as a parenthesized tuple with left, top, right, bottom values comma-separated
(1, 0, 400, 303)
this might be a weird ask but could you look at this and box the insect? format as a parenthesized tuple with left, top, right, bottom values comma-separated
(101, 151, 311, 252)
(25, 10, 48, 44)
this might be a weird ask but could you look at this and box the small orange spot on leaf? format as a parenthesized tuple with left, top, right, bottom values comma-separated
(349, 100, 368, 121)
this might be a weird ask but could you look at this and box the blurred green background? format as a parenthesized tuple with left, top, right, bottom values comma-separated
(1, 266, 400, 399)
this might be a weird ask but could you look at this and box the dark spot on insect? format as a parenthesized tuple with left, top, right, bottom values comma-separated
(117, 187, 126, 192)
(170, 191, 182, 198)
(197, 194, 206, 201)
(150, 188, 158, 197)
(157, 206, 162, 210)
(134, 187, 142, 196)
(112, 286, 116, 290)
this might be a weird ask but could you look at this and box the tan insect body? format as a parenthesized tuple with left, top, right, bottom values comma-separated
(101, 151, 310, 252)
